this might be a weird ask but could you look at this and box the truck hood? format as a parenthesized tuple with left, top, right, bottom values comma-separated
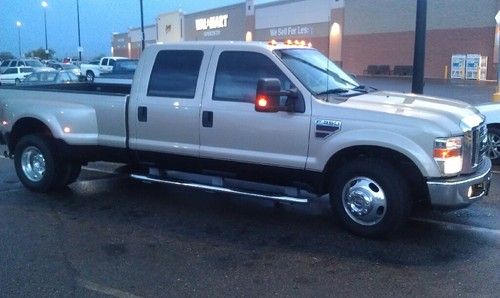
(336, 91, 484, 133)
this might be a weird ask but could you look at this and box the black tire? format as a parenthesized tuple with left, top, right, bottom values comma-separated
(486, 125, 500, 165)
(14, 134, 68, 193)
(330, 158, 411, 238)
(86, 71, 95, 82)
(14, 78, 20, 85)
(56, 162, 82, 187)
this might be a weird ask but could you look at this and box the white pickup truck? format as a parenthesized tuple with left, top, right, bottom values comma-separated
(80, 56, 127, 82)
(0, 42, 491, 237)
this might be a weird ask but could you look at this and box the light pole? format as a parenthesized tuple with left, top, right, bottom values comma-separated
(16, 21, 22, 58)
(411, 0, 427, 94)
(41, 1, 49, 54)
(140, 0, 145, 51)
(494, 10, 500, 101)
(76, 0, 82, 61)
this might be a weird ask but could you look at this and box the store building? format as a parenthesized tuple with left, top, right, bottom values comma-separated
(157, 11, 184, 43)
(110, 0, 498, 79)
(111, 32, 130, 58)
(183, 3, 247, 41)
(128, 25, 157, 58)
(342, 0, 498, 80)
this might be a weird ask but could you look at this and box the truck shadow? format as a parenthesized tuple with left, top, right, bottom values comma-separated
(49, 176, 497, 268)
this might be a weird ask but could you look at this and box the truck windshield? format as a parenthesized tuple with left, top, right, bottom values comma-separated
(274, 49, 359, 96)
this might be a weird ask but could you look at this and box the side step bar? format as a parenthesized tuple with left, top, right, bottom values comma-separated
(130, 174, 309, 204)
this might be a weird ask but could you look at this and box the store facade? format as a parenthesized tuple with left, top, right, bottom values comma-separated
(183, 3, 247, 41)
(111, 32, 130, 58)
(250, 0, 344, 63)
(110, 0, 498, 79)
(157, 11, 184, 43)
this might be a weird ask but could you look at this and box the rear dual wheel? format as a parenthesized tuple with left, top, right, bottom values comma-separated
(14, 135, 81, 192)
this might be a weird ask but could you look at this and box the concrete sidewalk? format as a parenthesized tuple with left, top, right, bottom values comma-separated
(358, 76, 497, 105)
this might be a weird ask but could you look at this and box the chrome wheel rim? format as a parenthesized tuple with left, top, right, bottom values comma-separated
(86, 73, 93, 81)
(486, 132, 500, 161)
(342, 176, 387, 226)
(21, 146, 46, 182)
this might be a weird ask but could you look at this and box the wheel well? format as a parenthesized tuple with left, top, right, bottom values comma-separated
(321, 146, 427, 205)
(8, 118, 53, 152)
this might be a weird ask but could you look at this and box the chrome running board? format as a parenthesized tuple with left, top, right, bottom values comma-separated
(130, 174, 309, 204)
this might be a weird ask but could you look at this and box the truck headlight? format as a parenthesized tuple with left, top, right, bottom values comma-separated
(433, 136, 463, 175)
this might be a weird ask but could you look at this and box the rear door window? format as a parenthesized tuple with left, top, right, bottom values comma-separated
(147, 50, 204, 98)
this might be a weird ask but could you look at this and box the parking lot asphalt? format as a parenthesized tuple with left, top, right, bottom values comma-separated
(358, 76, 497, 105)
(0, 156, 499, 297)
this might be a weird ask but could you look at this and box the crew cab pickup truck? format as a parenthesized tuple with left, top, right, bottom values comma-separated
(0, 42, 492, 237)
(80, 56, 127, 82)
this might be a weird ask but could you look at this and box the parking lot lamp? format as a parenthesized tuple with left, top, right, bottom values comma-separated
(16, 21, 22, 58)
(77, 0, 82, 61)
(41, 1, 49, 54)
(494, 10, 500, 101)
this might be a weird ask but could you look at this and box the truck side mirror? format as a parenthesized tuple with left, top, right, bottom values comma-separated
(255, 78, 297, 113)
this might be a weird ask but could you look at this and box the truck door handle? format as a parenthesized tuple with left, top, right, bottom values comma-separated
(138, 106, 147, 122)
(202, 111, 213, 127)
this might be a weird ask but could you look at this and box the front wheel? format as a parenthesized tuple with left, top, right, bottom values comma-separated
(14, 135, 67, 192)
(15, 78, 21, 85)
(86, 71, 95, 82)
(486, 126, 500, 165)
(330, 159, 411, 238)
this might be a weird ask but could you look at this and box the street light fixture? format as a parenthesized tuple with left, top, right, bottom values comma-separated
(16, 21, 22, 58)
(41, 1, 49, 54)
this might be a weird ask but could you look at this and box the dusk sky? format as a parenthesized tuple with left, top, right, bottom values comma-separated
(0, 0, 267, 60)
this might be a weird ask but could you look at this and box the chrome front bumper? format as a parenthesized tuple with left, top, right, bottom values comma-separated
(427, 158, 492, 209)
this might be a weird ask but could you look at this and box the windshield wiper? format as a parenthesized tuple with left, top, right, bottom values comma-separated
(317, 88, 350, 95)
(351, 85, 377, 93)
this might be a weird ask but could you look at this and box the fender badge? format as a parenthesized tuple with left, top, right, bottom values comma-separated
(315, 119, 341, 138)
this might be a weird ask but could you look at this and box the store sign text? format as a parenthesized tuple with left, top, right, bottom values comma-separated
(270, 25, 313, 37)
(195, 14, 229, 31)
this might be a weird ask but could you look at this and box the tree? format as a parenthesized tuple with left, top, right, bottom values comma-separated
(25, 48, 56, 60)
(0, 52, 15, 60)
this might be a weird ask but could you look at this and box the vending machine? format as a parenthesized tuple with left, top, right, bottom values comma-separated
(465, 54, 481, 80)
(465, 54, 488, 80)
(451, 54, 466, 79)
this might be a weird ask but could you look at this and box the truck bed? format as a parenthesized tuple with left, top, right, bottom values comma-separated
(0, 82, 130, 149)
(0, 82, 131, 96)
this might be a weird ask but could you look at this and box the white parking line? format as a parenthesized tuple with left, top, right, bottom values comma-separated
(410, 217, 500, 237)
(77, 278, 142, 298)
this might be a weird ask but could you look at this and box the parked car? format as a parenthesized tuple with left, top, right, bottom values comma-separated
(94, 59, 138, 84)
(80, 56, 127, 82)
(0, 59, 53, 73)
(21, 70, 80, 86)
(475, 103, 500, 164)
(0, 66, 34, 85)
(0, 42, 491, 238)
(46, 62, 82, 76)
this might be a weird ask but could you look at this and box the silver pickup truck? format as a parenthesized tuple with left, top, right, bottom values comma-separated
(0, 42, 492, 237)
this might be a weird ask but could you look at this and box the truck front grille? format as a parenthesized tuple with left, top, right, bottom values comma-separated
(462, 122, 486, 174)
